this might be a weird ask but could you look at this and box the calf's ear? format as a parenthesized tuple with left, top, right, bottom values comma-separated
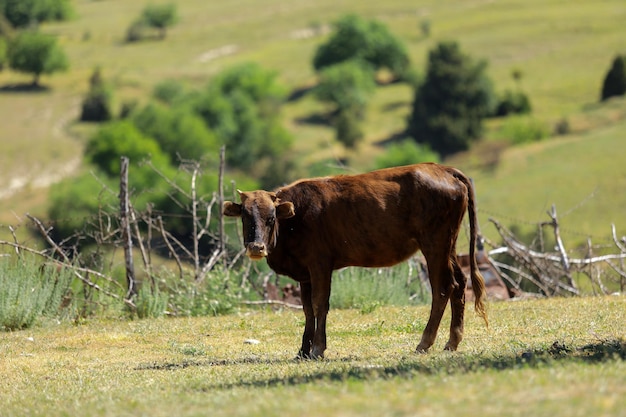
(276, 202, 295, 219)
(223, 201, 242, 217)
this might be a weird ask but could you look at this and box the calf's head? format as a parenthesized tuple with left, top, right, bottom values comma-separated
(223, 190, 295, 260)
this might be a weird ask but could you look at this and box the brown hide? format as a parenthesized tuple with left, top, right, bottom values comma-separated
(224, 163, 487, 359)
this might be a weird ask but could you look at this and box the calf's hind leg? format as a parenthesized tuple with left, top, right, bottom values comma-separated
(444, 256, 466, 351)
(415, 253, 454, 353)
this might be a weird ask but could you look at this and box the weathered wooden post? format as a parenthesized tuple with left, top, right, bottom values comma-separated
(120, 156, 137, 299)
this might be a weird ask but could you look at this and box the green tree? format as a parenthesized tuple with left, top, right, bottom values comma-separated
(407, 41, 495, 158)
(7, 31, 68, 86)
(0, 37, 7, 71)
(80, 67, 113, 122)
(0, 0, 73, 29)
(85, 121, 171, 180)
(600, 54, 626, 101)
(141, 2, 178, 39)
(132, 102, 219, 162)
(189, 62, 294, 188)
(314, 60, 376, 148)
(313, 14, 411, 81)
(334, 111, 363, 149)
(47, 170, 118, 243)
(315, 60, 376, 117)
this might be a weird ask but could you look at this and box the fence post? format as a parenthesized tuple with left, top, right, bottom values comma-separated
(218, 145, 226, 256)
(120, 156, 137, 300)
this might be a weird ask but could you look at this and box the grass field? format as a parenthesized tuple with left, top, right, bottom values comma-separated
(1, 296, 624, 416)
(1, 3, 625, 415)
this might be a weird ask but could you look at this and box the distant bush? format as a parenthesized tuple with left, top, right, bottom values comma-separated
(0, 256, 72, 331)
(126, 3, 178, 42)
(153, 78, 186, 104)
(374, 140, 440, 170)
(494, 90, 532, 116)
(140, 2, 178, 39)
(554, 117, 570, 136)
(499, 116, 550, 145)
(0, 0, 73, 29)
(600, 54, 626, 101)
(125, 19, 147, 43)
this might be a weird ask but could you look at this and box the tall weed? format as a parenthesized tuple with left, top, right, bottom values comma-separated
(134, 282, 168, 319)
(0, 256, 72, 331)
(166, 267, 252, 317)
(330, 260, 428, 312)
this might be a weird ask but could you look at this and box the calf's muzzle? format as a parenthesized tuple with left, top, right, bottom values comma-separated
(246, 242, 268, 260)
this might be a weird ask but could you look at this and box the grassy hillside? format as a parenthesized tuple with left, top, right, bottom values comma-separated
(1, 0, 625, 243)
(1, 296, 624, 416)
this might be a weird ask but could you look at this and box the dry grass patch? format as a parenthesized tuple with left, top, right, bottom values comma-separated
(0, 296, 624, 416)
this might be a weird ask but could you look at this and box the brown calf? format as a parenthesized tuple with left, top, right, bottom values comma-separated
(223, 163, 487, 359)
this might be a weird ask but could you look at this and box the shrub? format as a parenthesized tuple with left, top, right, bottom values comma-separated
(495, 90, 532, 116)
(499, 116, 550, 145)
(0, 256, 72, 331)
(125, 19, 147, 43)
(374, 140, 440, 170)
(600, 54, 626, 101)
(153, 78, 186, 104)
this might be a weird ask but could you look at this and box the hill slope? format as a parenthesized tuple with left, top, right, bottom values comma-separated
(1, 0, 625, 243)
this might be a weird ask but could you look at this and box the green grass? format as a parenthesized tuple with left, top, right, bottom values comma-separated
(0, 296, 624, 416)
(461, 118, 626, 250)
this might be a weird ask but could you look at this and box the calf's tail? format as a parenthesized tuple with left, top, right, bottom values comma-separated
(457, 173, 488, 326)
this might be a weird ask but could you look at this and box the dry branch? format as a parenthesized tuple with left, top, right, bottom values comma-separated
(489, 212, 626, 296)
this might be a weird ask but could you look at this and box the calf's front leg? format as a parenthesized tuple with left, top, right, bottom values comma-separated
(296, 281, 315, 359)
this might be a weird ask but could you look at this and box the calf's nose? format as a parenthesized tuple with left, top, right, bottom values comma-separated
(246, 242, 268, 259)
